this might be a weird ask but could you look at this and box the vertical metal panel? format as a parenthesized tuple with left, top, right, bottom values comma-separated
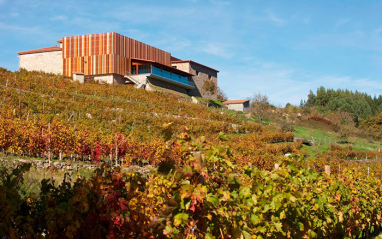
(62, 32, 171, 76)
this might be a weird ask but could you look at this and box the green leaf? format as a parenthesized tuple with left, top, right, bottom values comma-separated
(263, 204, 270, 213)
(207, 196, 219, 207)
(280, 210, 286, 219)
(298, 222, 304, 231)
(274, 222, 282, 232)
(179, 184, 194, 200)
(163, 225, 173, 235)
(205, 233, 215, 239)
(239, 186, 251, 199)
(270, 173, 281, 180)
(289, 195, 296, 203)
(250, 214, 261, 225)
(174, 213, 188, 227)
(257, 226, 267, 233)
(218, 132, 229, 141)
(242, 230, 252, 239)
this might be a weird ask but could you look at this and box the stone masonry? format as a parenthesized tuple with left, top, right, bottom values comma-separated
(19, 50, 63, 75)
(172, 61, 218, 100)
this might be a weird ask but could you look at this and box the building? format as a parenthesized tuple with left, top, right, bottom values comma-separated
(171, 58, 218, 99)
(17, 32, 218, 99)
(223, 99, 250, 112)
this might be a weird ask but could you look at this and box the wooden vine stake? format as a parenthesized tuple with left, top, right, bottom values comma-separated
(115, 142, 118, 167)
(48, 122, 51, 164)
(275, 163, 280, 170)
(192, 151, 202, 171)
(325, 165, 330, 176)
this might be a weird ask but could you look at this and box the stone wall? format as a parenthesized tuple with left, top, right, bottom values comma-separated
(0, 157, 154, 175)
(19, 50, 63, 75)
(189, 62, 218, 100)
(147, 77, 188, 94)
(226, 103, 245, 112)
(92, 74, 126, 85)
(172, 62, 190, 73)
(171, 61, 218, 99)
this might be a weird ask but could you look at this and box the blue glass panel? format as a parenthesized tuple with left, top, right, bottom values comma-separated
(152, 66, 161, 76)
(162, 69, 171, 79)
(150, 67, 194, 87)
(171, 73, 180, 81)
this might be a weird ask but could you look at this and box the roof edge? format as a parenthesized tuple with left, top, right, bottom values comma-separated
(18, 46, 62, 55)
(223, 99, 250, 104)
(171, 60, 219, 73)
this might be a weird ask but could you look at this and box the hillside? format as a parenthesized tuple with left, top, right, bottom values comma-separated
(1, 68, 382, 238)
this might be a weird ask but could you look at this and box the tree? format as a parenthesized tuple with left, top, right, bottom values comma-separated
(216, 86, 228, 102)
(202, 79, 217, 99)
(250, 92, 269, 124)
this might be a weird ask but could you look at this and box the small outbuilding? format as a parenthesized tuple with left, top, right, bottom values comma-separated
(223, 99, 250, 112)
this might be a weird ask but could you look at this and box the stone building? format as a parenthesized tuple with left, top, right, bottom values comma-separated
(17, 32, 218, 98)
(223, 99, 250, 112)
(171, 58, 219, 99)
(18, 46, 63, 75)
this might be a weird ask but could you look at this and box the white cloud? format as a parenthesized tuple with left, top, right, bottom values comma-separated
(294, 29, 382, 52)
(265, 10, 287, 26)
(219, 59, 381, 106)
(199, 42, 233, 59)
(150, 35, 192, 53)
(69, 17, 119, 32)
(0, 22, 40, 33)
(334, 19, 350, 31)
(303, 17, 310, 25)
(210, 0, 231, 5)
(108, 5, 195, 25)
(50, 15, 67, 21)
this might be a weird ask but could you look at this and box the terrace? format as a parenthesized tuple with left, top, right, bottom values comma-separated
(130, 60, 195, 89)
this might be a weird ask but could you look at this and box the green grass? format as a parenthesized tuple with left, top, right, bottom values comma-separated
(294, 125, 337, 143)
(0, 156, 95, 198)
(300, 144, 330, 157)
(294, 125, 382, 157)
(209, 99, 225, 107)
(352, 137, 382, 151)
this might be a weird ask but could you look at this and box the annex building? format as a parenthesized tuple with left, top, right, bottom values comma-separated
(18, 32, 219, 99)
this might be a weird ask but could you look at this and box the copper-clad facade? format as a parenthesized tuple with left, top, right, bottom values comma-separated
(62, 32, 171, 76)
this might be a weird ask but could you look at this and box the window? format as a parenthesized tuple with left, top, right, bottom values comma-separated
(195, 70, 199, 76)
(208, 75, 211, 80)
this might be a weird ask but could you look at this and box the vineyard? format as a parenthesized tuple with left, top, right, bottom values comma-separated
(1, 68, 382, 238)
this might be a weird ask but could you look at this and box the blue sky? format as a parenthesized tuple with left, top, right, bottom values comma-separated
(1, 0, 382, 106)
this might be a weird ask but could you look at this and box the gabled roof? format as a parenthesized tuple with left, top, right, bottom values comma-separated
(171, 59, 219, 72)
(18, 46, 62, 55)
(223, 99, 250, 104)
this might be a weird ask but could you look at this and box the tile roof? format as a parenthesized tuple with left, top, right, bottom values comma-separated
(223, 99, 250, 104)
(17, 46, 62, 55)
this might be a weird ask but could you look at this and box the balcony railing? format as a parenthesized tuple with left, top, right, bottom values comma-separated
(131, 64, 195, 88)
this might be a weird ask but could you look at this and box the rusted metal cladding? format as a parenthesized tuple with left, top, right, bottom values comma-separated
(62, 32, 171, 76)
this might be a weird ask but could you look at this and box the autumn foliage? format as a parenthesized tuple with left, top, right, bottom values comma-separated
(1, 69, 382, 238)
